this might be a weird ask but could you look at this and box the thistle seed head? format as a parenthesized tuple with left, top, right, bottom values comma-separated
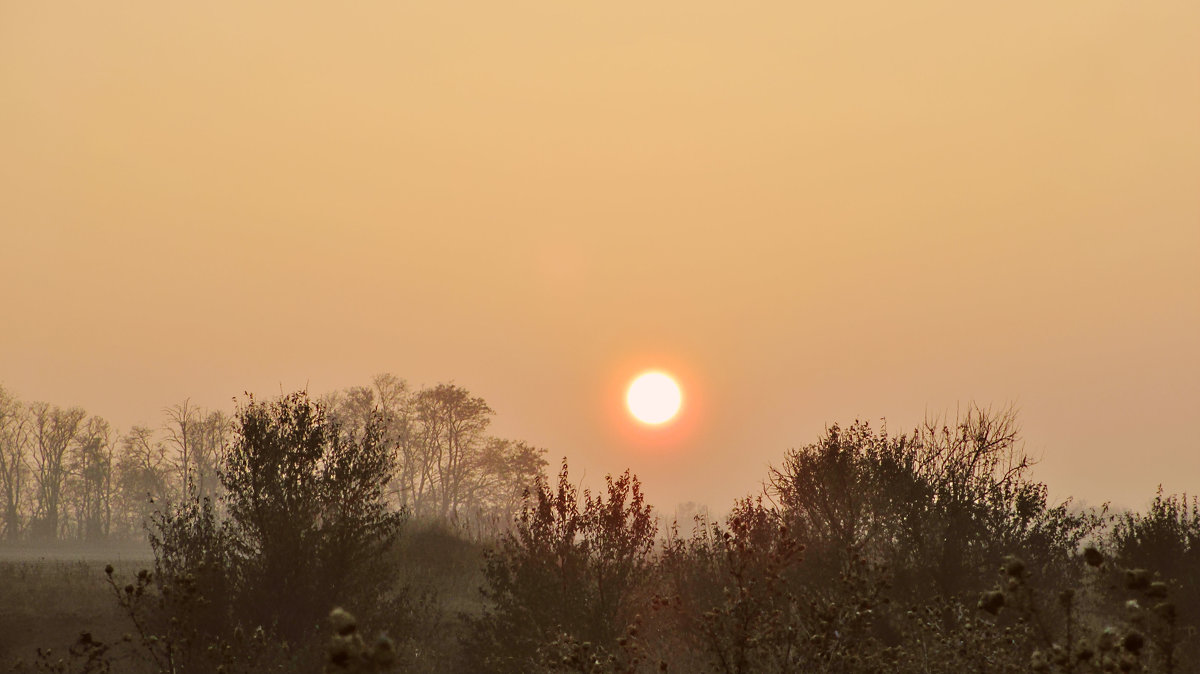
(329, 607, 357, 636)
(1122, 631, 1145, 655)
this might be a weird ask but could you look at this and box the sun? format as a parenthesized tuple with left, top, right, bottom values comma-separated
(626, 372, 682, 425)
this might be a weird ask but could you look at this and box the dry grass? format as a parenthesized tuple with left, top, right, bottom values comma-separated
(0, 554, 148, 668)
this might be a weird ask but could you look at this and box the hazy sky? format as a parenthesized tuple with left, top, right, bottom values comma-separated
(2, 1, 1197, 514)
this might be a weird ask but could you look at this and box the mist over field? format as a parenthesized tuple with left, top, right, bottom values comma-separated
(2, 1, 1197, 671)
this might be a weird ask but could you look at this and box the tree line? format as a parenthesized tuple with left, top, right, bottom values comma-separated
(0, 374, 545, 543)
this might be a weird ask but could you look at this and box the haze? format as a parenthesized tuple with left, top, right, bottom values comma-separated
(2, 1, 1197, 514)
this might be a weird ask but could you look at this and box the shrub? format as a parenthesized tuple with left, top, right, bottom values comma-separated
(769, 406, 1100, 601)
(465, 459, 656, 673)
(1106, 490, 1200, 668)
(142, 391, 405, 663)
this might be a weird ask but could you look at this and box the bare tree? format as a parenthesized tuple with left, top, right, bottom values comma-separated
(0, 385, 30, 540)
(164, 399, 198, 498)
(459, 437, 547, 532)
(326, 376, 546, 529)
(28, 402, 86, 540)
(412, 384, 493, 520)
(115, 425, 170, 538)
(327, 374, 419, 513)
(326, 374, 410, 444)
(365, 374, 415, 512)
(69, 415, 116, 541)
(193, 409, 229, 502)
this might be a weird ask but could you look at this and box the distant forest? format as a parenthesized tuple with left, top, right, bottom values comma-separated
(0, 375, 546, 544)
(1, 378, 1197, 673)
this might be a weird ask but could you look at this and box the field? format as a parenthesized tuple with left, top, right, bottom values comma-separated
(0, 530, 492, 673)
(0, 546, 152, 668)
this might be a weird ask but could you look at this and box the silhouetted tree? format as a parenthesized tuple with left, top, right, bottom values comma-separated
(150, 391, 404, 645)
(1107, 488, 1200, 663)
(162, 401, 228, 503)
(69, 415, 115, 541)
(28, 402, 86, 540)
(228, 391, 402, 638)
(0, 385, 30, 540)
(770, 405, 1097, 600)
(464, 437, 548, 530)
(115, 424, 172, 538)
(660, 498, 807, 673)
(325, 376, 546, 535)
(325, 373, 414, 513)
(164, 400, 199, 498)
(193, 408, 229, 502)
(410, 384, 493, 520)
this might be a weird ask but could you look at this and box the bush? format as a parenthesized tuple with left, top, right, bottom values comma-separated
(769, 406, 1100, 601)
(465, 459, 656, 673)
(1106, 489, 1200, 666)
(142, 391, 405, 664)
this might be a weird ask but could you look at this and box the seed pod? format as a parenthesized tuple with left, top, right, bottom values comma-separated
(978, 590, 1005, 615)
(327, 636, 351, 666)
(1122, 631, 1145, 655)
(1125, 569, 1150, 592)
(1097, 627, 1118, 652)
(372, 635, 396, 666)
(329, 608, 357, 636)
(1003, 556, 1026, 579)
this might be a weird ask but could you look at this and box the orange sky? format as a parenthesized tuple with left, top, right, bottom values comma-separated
(2, 1, 1197, 514)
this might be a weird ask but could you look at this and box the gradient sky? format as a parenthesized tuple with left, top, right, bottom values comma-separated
(2, 1, 1197, 515)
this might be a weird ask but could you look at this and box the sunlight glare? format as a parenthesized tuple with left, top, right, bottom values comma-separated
(626, 372, 682, 425)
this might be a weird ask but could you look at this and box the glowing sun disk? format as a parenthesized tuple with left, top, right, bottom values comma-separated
(626, 372, 682, 424)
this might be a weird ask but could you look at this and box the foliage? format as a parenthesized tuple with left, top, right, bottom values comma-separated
(1107, 489, 1200, 665)
(658, 498, 895, 673)
(658, 498, 805, 672)
(465, 459, 656, 672)
(218, 391, 403, 639)
(769, 405, 1101, 600)
(9, 398, 1200, 674)
(127, 390, 406, 673)
(0, 375, 544, 545)
(326, 378, 547, 532)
